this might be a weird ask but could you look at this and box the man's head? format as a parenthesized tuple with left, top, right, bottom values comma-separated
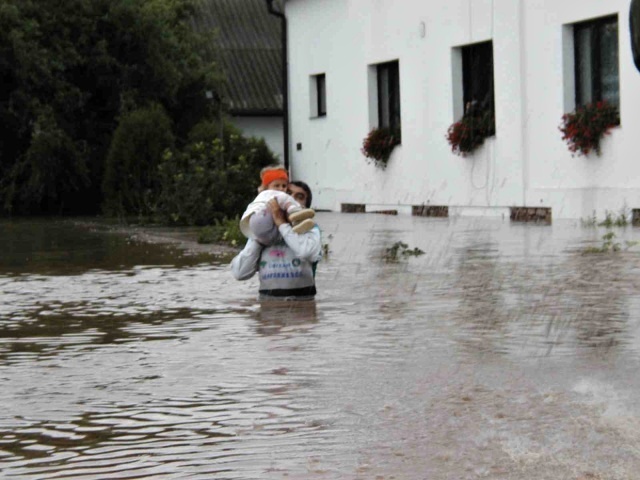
(288, 181, 312, 208)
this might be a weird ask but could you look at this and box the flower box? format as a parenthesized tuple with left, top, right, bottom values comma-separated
(361, 127, 401, 170)
(446, 109, 495, 157)
(559, 101, 619, 156)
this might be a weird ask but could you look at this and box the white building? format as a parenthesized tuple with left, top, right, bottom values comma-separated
(284, 0, 640, 221)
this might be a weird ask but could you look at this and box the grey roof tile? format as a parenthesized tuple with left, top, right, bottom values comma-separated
(193, 0, 284, 115)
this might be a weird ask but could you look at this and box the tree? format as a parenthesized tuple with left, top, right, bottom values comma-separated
(156, 121, 276, 226)
(0, 0, 222, 215)
(102, 103, 175, 218)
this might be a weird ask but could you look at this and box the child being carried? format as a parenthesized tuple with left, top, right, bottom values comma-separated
(240, 166, 315, 245)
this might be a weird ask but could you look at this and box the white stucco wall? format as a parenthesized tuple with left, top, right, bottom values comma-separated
(231, 116, 285, 163)
(522, 0, 638, 219)
(285, 0, 639, 219)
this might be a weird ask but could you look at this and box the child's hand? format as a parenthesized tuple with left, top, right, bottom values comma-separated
(267, 198, 287, 227)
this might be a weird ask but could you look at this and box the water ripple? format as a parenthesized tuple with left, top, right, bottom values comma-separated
(2, 215, 640, 478)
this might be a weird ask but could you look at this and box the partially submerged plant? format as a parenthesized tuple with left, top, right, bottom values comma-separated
(580, 211, 598, 228)
(581, 231, 638, 254)
(580, 208, 630, 228)
(598, 208, 629, 228)
(197, 226, 217, 244)
(598, 231, 620, 253)
(382, 241, 425, 262)
(198, 216, 244, 247)
(322, 234, 333, 258)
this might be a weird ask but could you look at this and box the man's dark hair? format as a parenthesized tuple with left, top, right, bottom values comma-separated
(290, 180, 312, 208)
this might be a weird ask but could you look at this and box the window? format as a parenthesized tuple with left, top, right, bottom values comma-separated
(376, 61, 401, 133)
(461, 40, 495, 131)
(574, 15, 619, 110)
(316, 74, 326, 116)
(310, 73, 326, 118)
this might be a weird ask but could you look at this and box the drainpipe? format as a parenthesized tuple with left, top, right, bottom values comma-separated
(632, 0, 640, 72)
(519, 0, 529, 207)
(265, 0, 290, 172)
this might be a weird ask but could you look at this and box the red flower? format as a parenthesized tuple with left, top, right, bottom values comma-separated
(446, 110, 495, 156)
(559, 102, 618, 157)
(362, 127, 401, 169)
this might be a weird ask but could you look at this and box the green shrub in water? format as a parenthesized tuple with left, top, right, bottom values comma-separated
(598, 208, 629, 228)
(322, 234, 333, 259)
(197, 226, 218, 244)
(197, 216, 245, 247)
(580, 211, 598, 228)
(582, 208, 630, 228)
(582, 231, 638, 254)
(383, 241, 425, 262)
(216, 216, 245, 247)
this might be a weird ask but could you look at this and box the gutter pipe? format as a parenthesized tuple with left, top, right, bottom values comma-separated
(265, 0, 290, 171)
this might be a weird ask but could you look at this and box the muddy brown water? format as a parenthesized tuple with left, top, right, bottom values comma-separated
(1, 214, 640, 479)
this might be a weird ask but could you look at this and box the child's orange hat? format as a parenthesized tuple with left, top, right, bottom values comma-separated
(261, 168, 288, 187)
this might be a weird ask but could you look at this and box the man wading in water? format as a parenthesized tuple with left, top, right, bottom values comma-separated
(231, 180, 322, 301)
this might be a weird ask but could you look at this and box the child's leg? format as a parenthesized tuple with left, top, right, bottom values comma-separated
(273, 191, 302, 216)
(248, 207, 280, 245)
(291, 218, 315, 234)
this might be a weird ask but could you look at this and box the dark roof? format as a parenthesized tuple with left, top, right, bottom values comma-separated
(194, 0, 284, 116)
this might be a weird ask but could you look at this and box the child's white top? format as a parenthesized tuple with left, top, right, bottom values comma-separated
(240, 190, 300, 239)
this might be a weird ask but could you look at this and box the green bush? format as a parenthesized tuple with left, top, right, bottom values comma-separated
(187, 119, 224, 145)
(216, 216, 245, 246)
(197, 226, 218, 244)
(0, 0, 221, 215)
(197, 216, 245, 247)
(156, 122, 276, 226)
(2, 106, 89, 214)
(102, 103, 175, 218)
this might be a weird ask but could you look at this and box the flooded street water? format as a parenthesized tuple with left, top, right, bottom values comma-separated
(2, 213, 640, 479)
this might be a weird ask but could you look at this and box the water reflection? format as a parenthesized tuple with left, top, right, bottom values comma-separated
(0, 218, 222, 276)
(2, 215, 640, 479)
(452, 238, 509, 356)
(564, 253, 630, 355)
(253, 301, 318, 337)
